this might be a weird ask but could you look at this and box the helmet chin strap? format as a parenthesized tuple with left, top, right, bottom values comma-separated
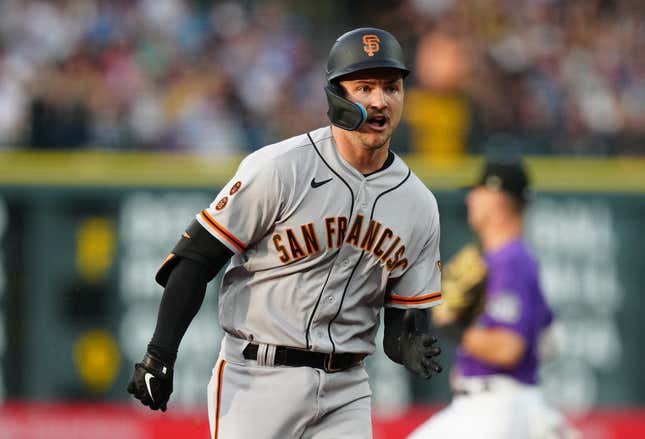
(325, 83, 367, 131)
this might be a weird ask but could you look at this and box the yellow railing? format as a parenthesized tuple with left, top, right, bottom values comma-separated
(1, 151, 644, 192)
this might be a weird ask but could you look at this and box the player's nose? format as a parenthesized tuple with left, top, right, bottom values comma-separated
(368, 87, 388, 110)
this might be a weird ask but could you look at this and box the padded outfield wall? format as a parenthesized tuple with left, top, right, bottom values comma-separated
(0, 152, 643, 437)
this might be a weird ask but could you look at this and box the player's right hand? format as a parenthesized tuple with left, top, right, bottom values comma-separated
(127, 353, 174, 412)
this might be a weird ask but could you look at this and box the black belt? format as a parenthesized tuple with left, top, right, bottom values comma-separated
(242, 343, 366, 373)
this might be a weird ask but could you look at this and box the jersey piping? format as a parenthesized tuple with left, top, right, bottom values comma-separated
(304, 132, 355, 349)
(199, 209, 247, 253)
(212, 358, 227, 439)
(325, 166, 412, 353)
(363, 150, 395, 177)
(307, 129, 413, 353)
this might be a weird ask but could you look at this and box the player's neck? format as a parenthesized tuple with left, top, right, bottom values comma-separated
(332, 127, 391, 175)
(481, 217, 523, 253)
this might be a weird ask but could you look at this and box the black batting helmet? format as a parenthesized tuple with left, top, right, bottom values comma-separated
(324, 28, 411, 131)
(326, 27, 410, 83)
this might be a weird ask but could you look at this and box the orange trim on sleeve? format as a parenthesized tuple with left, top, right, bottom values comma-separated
(212, 359, 227, 439)
(158, 253, 176, 270)
(200, 210, 247, 253)
(385, 291, 442, 305)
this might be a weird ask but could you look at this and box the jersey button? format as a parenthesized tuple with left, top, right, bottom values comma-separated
(327, 296, 335, 303)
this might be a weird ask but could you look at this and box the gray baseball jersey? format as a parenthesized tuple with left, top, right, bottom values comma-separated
(196, 126, 442, 355)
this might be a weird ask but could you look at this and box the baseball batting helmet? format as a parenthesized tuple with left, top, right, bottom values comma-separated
(325, 27, 411, 131)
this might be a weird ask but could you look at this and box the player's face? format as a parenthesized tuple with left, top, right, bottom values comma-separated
(340, 68, 405, 150)
(466, 186, 503, 231)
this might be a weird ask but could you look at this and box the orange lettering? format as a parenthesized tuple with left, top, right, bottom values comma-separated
(363, 34, 380, 57)
(272, 234, 290, 263)
(380, 236, 401, 263)
(286, 228, 306, 260)
(360, 220, 381, 252)
(386, 245, 406, 271)
(325, 217, 336, 249)
(373, 228, 393, 257)
(301, 223, 321, 255)
(394, 258, 409, 271)
(337, 217, 348, 247)
(345, 215, 364, 246)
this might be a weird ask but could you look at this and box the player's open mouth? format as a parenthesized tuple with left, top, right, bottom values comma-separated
(366, 115, 388, 131)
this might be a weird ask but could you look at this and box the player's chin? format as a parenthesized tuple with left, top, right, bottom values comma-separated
(358, 129, 392, 149)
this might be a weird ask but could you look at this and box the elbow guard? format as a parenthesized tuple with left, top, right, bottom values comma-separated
(156, 219, 233, 287)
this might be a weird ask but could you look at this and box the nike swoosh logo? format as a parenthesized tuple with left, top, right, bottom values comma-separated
(311, 177, 332, 188)
(144, 373, 155, 402)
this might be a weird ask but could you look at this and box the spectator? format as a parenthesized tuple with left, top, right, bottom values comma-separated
(0, 0, 640, 155)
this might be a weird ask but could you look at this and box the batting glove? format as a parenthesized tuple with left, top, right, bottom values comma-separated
(127, 353, 173, 412)
(401, 311, 442, 379)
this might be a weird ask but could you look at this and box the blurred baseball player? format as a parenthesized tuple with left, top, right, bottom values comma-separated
(127, 27, 443, 439)
(408, 158, 577, 439)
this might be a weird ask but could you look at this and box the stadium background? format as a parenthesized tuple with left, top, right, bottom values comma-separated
(0, 0, 643, 437)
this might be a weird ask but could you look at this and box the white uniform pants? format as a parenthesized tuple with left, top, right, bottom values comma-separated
(408, 376, 574, 439)
(207, 334, 373, 439)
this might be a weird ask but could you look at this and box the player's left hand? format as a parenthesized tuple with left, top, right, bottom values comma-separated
(400, 311, 442, 379)
(127, 353, 174, 412)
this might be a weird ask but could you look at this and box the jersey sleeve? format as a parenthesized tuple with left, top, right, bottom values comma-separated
(196, 156, 284, 254)
(384, 205, 442, 309)
(478, 264, 534, 340)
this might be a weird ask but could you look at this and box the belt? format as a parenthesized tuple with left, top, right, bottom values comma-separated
(453, 378, 491, 396)
(452, 375, 528, 396)
(242, 343, 366, 373)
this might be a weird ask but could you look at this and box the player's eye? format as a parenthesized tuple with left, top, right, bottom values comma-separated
(356, 85, 370, 93)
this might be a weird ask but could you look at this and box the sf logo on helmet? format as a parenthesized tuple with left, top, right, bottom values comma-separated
(362, 34, 380, 56)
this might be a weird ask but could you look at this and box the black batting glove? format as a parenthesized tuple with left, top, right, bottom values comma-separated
(127, 353, 174, 412)
(400, 311, 442, 379)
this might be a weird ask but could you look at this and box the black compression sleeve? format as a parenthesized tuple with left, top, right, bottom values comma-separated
(383, 308, 406, 364)
(156, 220, 234, 287)
(147, 258, 210, 365)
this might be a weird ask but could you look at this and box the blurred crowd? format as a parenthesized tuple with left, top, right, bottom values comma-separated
(0, 0, 326, 153)
(0, 0, 642, 155)
(398, 0, 644, 156)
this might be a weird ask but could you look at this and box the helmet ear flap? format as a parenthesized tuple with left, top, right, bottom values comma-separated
(325, 82, 367, 131)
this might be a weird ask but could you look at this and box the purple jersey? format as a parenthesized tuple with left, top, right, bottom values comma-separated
(456, 239, 553, 384)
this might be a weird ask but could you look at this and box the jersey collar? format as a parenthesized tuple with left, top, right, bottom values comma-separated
(308, 126, 408, 184)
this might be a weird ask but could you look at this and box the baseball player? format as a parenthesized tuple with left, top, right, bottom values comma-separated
(408, 159, 576, 439)
(127, 28, 443, 439)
